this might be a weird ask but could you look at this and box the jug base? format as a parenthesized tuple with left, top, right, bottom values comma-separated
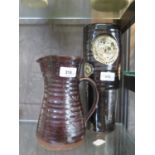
(37, 136, 84, 151)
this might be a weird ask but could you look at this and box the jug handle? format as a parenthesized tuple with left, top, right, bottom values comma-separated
(79, 77, 99, 127)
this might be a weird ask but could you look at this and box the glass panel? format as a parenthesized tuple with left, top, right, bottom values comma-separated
(19, 24, 84, 120)
(20, 122, 135, 155)
(20, 0, 134, 21)
(124, 71, 135, 77)
(123, 24, 135, 77)
(127, 90, 135, 141)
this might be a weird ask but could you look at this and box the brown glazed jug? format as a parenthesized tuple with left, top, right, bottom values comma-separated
(36, 55, 99, 151)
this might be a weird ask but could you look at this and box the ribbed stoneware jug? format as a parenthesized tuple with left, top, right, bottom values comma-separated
(36, 55, 99, 151)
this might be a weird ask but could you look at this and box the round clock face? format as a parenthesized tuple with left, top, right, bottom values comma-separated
(91, 35, 119, 65)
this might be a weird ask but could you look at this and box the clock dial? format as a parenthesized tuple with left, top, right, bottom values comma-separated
(91, 35, 119, 65)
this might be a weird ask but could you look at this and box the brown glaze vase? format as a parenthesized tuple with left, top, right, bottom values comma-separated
(36, 55, 99, 151)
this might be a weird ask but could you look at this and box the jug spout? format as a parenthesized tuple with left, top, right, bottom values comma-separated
(36, 58, 41, 63)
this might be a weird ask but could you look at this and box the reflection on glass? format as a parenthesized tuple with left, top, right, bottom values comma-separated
(21, 0, 48, 8)
(20, 0, 134, 20)
(91, 0, 128, 12)
(129, 24, 135, 72)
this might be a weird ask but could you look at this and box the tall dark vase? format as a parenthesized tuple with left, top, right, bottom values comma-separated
(83, 24, 121, 132)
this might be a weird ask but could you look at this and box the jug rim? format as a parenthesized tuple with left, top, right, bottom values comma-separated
(37, 55, 82, 62)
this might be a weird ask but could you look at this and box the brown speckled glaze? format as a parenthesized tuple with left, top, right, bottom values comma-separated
(36, 55, 99, 151)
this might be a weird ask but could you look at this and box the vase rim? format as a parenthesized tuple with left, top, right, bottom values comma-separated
(37, 55, 82, 63)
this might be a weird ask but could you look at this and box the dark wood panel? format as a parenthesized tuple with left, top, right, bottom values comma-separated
(124, 75, 135, 92)
(115, 1, 135, 33)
